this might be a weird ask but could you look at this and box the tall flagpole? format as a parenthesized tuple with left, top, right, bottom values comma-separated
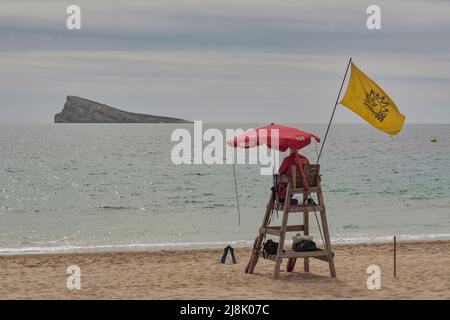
(316, 57, 352, 164)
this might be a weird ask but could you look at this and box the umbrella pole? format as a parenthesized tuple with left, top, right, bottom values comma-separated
(316, 57, 352, 164)
(232, 163, 241, 226)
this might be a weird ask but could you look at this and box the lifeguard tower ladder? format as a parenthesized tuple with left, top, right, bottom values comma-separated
(245, 164, 336, 278)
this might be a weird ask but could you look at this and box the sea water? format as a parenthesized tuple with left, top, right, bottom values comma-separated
(0, 123, 449, 254)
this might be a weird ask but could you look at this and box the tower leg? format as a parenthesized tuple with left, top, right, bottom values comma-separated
(319, 209, 336, 278)
(273, 186, 291, 278)
(273, 211, 289, 278)
(303, 211, 310, 272)
(246, 193, 274, 274)
(316, 189, 336, 278)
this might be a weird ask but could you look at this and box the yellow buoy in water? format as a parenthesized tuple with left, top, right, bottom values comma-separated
(431, 137, 437, 143)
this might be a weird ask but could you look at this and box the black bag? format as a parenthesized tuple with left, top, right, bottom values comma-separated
(263, 239, 278, 257)
(293, 240, 317, 252)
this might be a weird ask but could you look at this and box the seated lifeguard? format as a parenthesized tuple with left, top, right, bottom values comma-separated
(278, 148, 310, 175)
(276, 148, 310, 203)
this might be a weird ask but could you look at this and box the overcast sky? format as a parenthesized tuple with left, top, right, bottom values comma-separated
(1, 0, 449, 124)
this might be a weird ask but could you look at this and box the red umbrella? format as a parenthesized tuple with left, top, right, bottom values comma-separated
(227, 124, 320, 226)
(227, 124, 320, 152)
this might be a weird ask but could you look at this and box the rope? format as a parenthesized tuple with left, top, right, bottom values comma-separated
(312, 201, 325, 247)
(305, 175, 325, 247)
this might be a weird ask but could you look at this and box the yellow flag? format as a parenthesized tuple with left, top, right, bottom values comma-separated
(340, 63, 405, 135)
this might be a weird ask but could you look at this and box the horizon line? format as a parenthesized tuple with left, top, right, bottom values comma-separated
(1, 122, 450, 126)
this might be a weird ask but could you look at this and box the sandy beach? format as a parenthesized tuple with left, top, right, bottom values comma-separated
(0, 240, 449, 300)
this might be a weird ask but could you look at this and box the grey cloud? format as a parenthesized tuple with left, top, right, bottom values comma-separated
(0, 0, 449, 124)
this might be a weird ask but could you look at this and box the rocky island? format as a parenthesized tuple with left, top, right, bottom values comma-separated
(55, 96, 191, 123)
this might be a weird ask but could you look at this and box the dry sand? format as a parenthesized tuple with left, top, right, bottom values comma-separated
(0, 240, 449, 299)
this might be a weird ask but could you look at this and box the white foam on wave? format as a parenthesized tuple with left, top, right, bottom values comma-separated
(331, 233, 450, 244)
(1, 233, 450, 255)
(0, 240, 254, 255)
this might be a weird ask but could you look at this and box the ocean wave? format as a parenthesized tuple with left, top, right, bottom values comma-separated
(332, 233, 450, 243)
(1, 233, 450, 255)
(0, 240, 254, 255)
(342, 225, 360, 230)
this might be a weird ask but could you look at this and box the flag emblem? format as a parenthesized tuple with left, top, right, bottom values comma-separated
(364, 89, 390, 122)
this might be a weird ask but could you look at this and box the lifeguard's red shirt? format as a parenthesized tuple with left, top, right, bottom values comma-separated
(278, 154, 310, 175)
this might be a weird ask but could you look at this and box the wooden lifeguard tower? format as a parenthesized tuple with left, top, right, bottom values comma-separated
(245, 164, 336, 278)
